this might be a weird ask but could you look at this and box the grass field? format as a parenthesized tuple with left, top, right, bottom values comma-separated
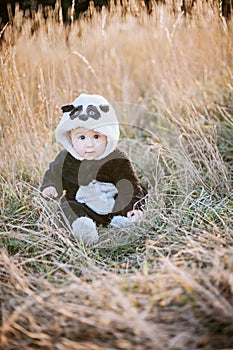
(0, 1, 233, 349)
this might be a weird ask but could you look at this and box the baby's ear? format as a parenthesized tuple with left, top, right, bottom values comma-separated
(61, 104, 74, 113)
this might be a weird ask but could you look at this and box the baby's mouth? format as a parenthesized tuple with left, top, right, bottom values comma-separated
(85, 151, 96, 158)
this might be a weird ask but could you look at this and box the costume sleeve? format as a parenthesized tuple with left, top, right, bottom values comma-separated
(108, 152, 147, 216)
(40, 150, 67, 197)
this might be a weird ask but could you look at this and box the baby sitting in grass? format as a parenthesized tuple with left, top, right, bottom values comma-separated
(41, 94, 147, 245)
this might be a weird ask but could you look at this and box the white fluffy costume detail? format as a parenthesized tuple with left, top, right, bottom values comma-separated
(76, 180, 118, 215)
(109, 215, 137, 228)
(72, 217, 98, 245)
(55, 94, 120, 160)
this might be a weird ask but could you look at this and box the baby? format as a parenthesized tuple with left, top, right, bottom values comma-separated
(41, 94, 147, 245)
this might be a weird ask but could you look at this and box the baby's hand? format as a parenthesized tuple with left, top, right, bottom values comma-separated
(42, 186, 58, 199)
(127, 209, 144, 222)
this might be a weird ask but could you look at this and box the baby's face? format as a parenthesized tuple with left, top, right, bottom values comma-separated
(71, 127, 107, 160)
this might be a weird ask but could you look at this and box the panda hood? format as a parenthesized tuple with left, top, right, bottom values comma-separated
(55, 94, 120, 161)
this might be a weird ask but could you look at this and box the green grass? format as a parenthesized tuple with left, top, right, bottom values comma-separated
(0, 1, 233, 349)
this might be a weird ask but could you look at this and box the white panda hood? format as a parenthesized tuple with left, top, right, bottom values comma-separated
(55, 94, 120, 161)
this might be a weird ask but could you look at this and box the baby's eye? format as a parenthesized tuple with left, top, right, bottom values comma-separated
(94, 134, 99, 139)
(79, 135, 85, 140)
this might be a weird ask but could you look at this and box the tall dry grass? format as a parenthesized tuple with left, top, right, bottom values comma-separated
(0, 1, 233, 349)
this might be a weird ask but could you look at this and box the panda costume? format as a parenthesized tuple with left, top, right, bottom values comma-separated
(40, 94, 147, 245)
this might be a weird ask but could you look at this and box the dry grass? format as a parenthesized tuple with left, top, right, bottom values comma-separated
(0, 1, 233, 349)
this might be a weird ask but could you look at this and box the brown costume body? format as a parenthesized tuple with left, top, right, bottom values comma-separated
(41, 148, 146, 226)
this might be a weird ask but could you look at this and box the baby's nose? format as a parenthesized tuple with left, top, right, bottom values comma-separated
(86, 137, 94, 146)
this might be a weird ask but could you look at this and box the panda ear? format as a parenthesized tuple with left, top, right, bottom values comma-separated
(100, 104, 110, 113)
(61, 104, 75, 113)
